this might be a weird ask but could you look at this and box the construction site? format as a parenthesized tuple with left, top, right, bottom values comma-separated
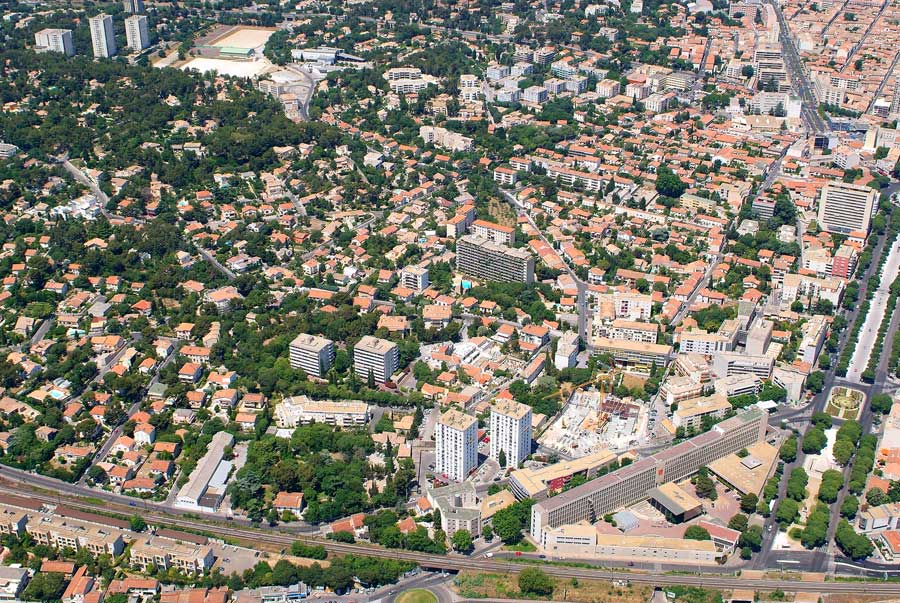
(538, 379, 649, 457)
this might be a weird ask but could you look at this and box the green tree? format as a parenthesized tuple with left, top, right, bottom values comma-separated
(451, 529, 473, 553)
(684, 525, 711, 540)
(776, 498, 800, 526)
(728, 514, 749, 532)
(518, 568, 553, 597)
(740, 492, 759, 514)
(498, 449, 507, 468)
(779, 436, 798, 463)
(802, 428, 827, 454)
(129, 515, 147, 532)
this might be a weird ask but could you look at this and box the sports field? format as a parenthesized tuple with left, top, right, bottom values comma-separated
(211, 27, 276, 51)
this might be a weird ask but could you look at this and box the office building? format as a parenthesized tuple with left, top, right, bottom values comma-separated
(289, 333, 334, 378)
(711, 352, 774, 380)
(435, 409, 478, 482)
(540, 524, 719, 564)
(400, 265, 429, 291)
(509, 449, 617, 500)
(426, 482, 481, 537)
(353, 335, 399, 384)
(34, 28, 75, 56)
(817, 181, 878, 234)
(124, 0, 145, 13)
(490, 399, 532, 469)
(274, 396, 369, 428)
(530, 408, 767, 538)
(125, 15, 150, 51)
(456, 235, 535, 284)
(89, 14, 117, 58)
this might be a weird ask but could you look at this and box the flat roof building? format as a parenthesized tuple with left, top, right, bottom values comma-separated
(436, 410, 478, 482)
(530, 408, 767, 538)
(509, 449, 617, 500)
(818, 181, 878, 235)
(490, 399, 532, 469)
(275, 396, 369, 428)
(34, 29, 75, 56)
(175, 431, 233, 512)
(456, 235, 535, 284)
(353, 335, 399, 384)
(289, 333, 334, 378)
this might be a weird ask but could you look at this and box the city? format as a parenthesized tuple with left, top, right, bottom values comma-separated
(3, 0, 900, 602)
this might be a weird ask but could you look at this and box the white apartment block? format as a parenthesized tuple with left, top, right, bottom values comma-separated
(289, 333, 335, 378)
(125, 14, 150, 51)
(419, 126, 474, 152)
(436, 409, 478, 481)
(817, 181, 877, 234)
(275, 396, 370, 428)
(400, 265, 429, 291)
(490, 399, 532, 468)
(614, 293, 653, 320)
(34, 29, 75, 56)
(89, 14, 117, 58)
(471, 219, 515, 246)
(354, 335, 399, 384)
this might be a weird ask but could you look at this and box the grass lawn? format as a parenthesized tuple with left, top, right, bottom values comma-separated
(396, 589, 438, 603)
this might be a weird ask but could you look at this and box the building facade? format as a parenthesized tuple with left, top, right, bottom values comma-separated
(89, 14, 117, 58)
(489, 399, 532, 469)
(435, 409, 478, 482)
(353, 335, 399, 384)
(456, 235, 535, 284)
(289, 333, 334, 378)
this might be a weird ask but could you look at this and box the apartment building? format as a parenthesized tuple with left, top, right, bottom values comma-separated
(124, 0, 145, 12)
(678, 329, 730, 355)
(471, 219, 515, 246)
(456, 235, 535, 284)
(419, 126, 474, 152)
(289, 333, 334, 378)
(672, 393, 733, 430)
(817, 181, 878, 234)
(603, 319, 658, 344)
(554, 331, 579, 370)
(353, 335, 399, 384)
(275, 396, 369, 428)
(530, 408, 767, 537)
(26, 513, 126, 556)
(125, 14, 150, 51)
(614, 293, 653, 320)
(490, 399, 532, 469)
(89, 14, 117, 58)
(131, 535, 215, 573)
(34, 28, 75, 56)
(592, 337, 672, 368)
(781, 273, 844, 307)
(435, 409, 478, 482)
(400, 265, 429, 291)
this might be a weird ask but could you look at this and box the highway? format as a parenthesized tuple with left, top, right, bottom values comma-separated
(1, 467, 900, 593)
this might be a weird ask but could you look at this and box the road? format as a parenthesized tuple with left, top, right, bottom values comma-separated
(767, 1, 828, 133)
(846, 235, 900, 382)
(839, 0, 891, 73)
(498, 189, 590, 346)
(196, 246, 236, 280)
(756, 221, 898, 570)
